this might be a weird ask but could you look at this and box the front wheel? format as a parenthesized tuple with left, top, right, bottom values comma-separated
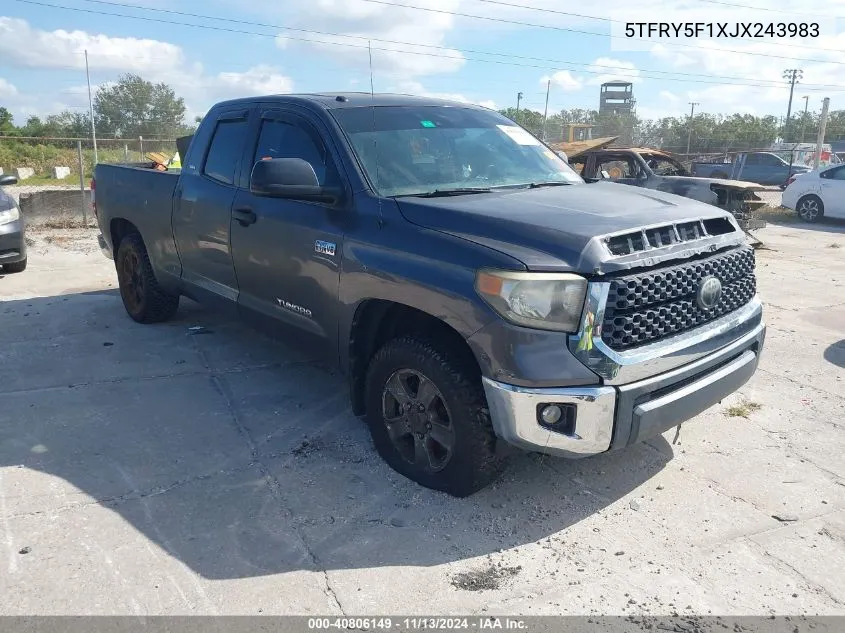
(364, 336, 505, 497)
(115, 232, 179, 323)
(2, 257, 27, 273)
(796, 195, 824, 223)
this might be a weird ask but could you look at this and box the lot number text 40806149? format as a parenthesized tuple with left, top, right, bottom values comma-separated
(307, 618, 528, 630)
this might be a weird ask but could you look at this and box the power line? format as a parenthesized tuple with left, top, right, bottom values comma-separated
(66, 0, 839, 86)
(359, 0, 845, 58)
(696, 0, 844, 18)
(13, 0, 845, 91)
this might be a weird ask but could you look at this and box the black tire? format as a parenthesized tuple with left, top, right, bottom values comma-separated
(364, 336, 505, 497)
(3, 257, 27, 273)
(115, 232, 179, 323)
(796, 195, 824, 223)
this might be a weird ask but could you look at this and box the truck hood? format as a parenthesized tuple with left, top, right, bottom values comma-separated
(395, 181, 745, 274)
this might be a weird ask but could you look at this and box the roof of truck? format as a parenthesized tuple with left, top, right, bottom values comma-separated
(213, 93, 492, 111)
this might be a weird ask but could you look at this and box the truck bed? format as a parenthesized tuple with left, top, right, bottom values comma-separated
(94, 163, 181, 269)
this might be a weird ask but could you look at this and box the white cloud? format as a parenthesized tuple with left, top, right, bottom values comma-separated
(211, 65, 294, 97)
(542, 71, 583, 92)
(586, 57, 640, 86)
(0, 77, 18, 98)
(391, 80, 495, 108)
(659, 90, 680, 105)
(0, 17, 295, 123)
(0, 17, 182, 73)
(273, 0, 464, 77)
(646, 32, 845, 115)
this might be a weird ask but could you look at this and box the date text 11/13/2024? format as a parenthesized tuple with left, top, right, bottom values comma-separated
(307, 618, 528, 630)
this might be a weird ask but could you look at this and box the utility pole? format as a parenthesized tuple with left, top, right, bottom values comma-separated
(685, 102, 699, 157)
(800, 95, 810, 143)
(782, 68, 803, 141)
(85, 49, 98, 165)
(541, 80, 550, 141)
(814, 97, 830, 170)
(515, 91, 523, 122)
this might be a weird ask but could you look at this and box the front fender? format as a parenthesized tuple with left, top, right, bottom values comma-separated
(337, 214, 526, 375)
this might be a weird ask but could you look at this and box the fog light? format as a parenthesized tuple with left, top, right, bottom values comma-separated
(540, 405, 563, 425)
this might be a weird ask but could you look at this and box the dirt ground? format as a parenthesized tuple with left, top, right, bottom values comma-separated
(0, 216, 843, 616)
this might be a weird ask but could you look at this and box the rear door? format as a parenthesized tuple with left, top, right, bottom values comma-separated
(230, 107, 347, 350)
(172, 107, 253, 303)
(819, 165, 845, 218)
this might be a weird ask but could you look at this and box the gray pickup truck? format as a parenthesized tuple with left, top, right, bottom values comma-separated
(692, 151, 810, 187)
(93, 93, 766, 496)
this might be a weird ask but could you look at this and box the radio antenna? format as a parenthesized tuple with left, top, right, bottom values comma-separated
(369, 40, 384, 229)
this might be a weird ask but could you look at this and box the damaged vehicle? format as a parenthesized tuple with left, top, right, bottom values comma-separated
(564, 140, 771, 231)
(92, 94, 766, 496)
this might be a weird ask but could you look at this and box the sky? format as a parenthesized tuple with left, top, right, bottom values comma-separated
(1, 0, 845, 128)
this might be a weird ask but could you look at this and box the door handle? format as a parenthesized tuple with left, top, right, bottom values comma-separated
(233, 207, 257, 226)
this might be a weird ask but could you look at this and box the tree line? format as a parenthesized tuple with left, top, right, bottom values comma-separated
(500, 106, 845, 155)
(0, 74, 195, 141)
(1, 73, 843, 155)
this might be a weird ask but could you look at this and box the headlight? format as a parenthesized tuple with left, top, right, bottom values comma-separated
(0, 205, 20, 225)
(475, 270, 588, 332)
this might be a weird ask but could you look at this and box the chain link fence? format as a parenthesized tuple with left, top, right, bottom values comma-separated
(0, 135, 178, 228)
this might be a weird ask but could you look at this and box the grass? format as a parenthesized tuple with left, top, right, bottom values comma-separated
(11, 175, 80, 187)
(758, 205, 799, 224)
(0, 139, 175, 181)
(725, 399, 762, 418)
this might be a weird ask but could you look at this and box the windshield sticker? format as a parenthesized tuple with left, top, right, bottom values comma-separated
(497, 125, 540, 146)
(420, 120, 436, 128)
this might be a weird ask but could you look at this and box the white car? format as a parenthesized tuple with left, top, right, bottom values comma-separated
(782, 164, 845, 222)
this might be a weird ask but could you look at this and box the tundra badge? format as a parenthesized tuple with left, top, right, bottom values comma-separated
(276, 298, 312, 318)
(315, 240, 336, 256)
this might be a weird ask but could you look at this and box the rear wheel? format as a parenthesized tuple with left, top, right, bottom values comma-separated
(2, 257, 27, 273)
(115, 232, 179, 323)
(364, 336, 505, 497)
(796, 195, 824, 223)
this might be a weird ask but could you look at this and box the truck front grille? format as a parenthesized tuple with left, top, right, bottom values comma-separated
(600, 246, 756, 351)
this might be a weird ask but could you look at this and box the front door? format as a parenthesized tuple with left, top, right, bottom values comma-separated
(230, 109, 347, 351)
(172, 108, 252, 302)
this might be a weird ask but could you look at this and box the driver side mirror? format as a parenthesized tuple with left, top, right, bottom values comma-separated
(250, 158, 342, 204)
(0, 175, 18, 186)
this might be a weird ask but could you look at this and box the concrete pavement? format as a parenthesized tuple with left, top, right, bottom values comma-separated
(0, 219, 843, 615)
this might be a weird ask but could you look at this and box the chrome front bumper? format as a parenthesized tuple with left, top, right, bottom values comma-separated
(482, 294, 766, 458)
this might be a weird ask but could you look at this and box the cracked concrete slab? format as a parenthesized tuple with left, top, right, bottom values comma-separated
(1, 223, 843, 616)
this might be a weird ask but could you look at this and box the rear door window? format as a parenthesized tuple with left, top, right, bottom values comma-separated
(204, 119, 249, 186)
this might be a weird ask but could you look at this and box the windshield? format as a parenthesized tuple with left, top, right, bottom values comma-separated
(641, 153, 689, 176)
(332, 105, 583, 197)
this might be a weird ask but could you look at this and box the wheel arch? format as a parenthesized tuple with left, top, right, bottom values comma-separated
(347, 299, 482, 416)
(110, 217, 141, 255)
